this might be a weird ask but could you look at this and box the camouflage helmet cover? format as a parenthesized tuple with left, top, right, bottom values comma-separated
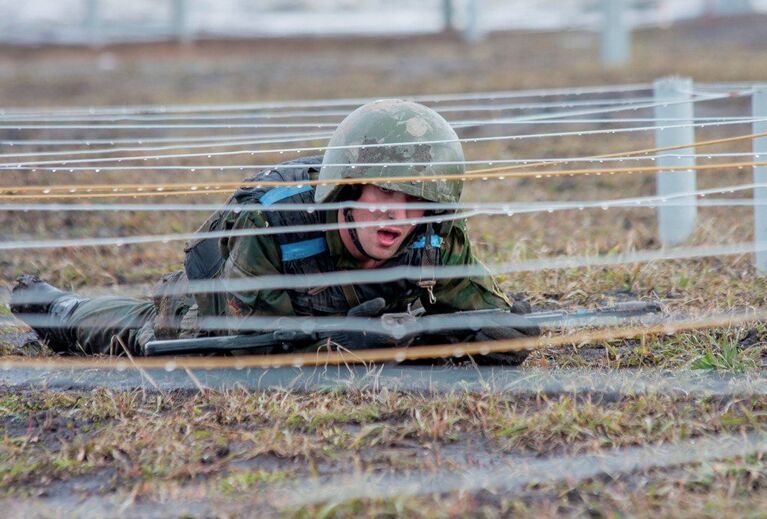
(314, 99, 465, 204)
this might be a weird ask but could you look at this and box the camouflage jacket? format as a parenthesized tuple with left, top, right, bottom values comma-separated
(182, 156, 512, 331)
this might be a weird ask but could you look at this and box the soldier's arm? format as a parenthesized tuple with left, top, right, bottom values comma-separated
(422, 225, 541, 357)
(220, 210, 296, 326)
(425, 223, 515, 314)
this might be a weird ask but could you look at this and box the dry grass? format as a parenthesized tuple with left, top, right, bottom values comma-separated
(4, 387, 767, 516)
(2, 14, 767, 516)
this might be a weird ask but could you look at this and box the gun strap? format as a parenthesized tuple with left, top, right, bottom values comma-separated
(340, 283, 361, 308)
(417, 223, 439, 304)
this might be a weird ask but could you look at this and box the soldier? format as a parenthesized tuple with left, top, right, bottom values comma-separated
(10, 99, 539, 363)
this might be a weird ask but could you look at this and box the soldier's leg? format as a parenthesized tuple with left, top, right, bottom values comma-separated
(11, 275, 156, 355)
(63, 296, 156, 355)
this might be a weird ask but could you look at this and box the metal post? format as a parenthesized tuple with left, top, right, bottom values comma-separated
(753, 87, 767, 272)
(442, 0, 454, 32)
(654, 77, 697, 246)
(601, 0, 630, 67)
(709, 0, 753, 16)
(83, 0, 101, 47)
(171, 0, 190, 42)
(464, 0, 483, 43)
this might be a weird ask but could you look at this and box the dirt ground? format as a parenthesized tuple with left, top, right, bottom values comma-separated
(2, 14, 767, 518)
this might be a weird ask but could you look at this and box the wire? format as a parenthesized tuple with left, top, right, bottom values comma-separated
(0, 182, 761, 213)
(2, 158, 764, 199)
(0, 96, 664, 123)
(1, 308, 763, 370)
(0, 83, 654, 117)
(0, 92, 738, 132)
(2, 114, 761, 173)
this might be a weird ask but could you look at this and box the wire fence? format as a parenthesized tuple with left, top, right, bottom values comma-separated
(2, 78, 767, 374)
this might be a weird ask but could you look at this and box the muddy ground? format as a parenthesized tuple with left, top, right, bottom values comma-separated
(2, 14, 767, 518)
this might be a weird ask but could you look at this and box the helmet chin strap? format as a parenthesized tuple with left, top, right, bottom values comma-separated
(343, 207, 386, 262)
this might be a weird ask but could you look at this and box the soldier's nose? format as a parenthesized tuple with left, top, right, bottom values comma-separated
(388, 207, 408, 221)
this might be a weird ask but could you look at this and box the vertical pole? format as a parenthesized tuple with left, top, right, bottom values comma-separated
(83, 0, 101, 47)
(171, 0, 190, 42)
(753, 87, 767, 272)
(464, 0, 483, 43)
(601, 0, 630, 67)
(442, 0, 454, 32)
(711, 0, 753, 16)
(654, 77, 697, 246)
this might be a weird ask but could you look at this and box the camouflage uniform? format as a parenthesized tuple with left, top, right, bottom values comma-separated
(12, 100, 533, 358)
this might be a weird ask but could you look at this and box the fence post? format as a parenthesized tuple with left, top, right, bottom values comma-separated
(753, 87, 767, 272)
(83, 0, 101, 47)
(464, 0, 483, 43)
(654, 77, 697, 246)
(171, 0, 191, 42)
(442, 0, 454, 32)
(601, 0, 629, 67)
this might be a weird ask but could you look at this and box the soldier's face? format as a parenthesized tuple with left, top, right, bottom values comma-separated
(341, 185, 426, 265)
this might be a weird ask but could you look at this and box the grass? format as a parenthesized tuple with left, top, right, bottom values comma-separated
(3, 13, 767, 517)
(3, 388, 767, 515)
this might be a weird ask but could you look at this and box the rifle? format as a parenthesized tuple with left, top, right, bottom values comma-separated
(143, 301, 662, 356)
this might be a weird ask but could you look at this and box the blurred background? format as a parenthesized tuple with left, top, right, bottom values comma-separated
(0, 0, 763, 44)
(1, 0, 765, 105)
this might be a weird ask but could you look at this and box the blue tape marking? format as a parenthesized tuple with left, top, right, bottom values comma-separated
(280, 237, 328, 262)
(260, 185, 313, 206)
(411, 235, 444, 249)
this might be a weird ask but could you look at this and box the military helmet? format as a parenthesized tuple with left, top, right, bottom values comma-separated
(314, 99, 464, 204)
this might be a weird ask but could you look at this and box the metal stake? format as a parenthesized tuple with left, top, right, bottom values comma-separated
(83, 0, 101, 47)
(654, 77, 697, 246)
(601, 0, 630, 67)
(753, 87, 767, 272)
(171, 0, 190, 42)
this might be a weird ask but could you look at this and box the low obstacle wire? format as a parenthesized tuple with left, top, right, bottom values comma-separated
(0, 80, 742, 119)
(0, 182, 762, 213)
(0, 303, 754, 340)
(0, 82, 655, 117)
(0, 180, 764, 250)
(2, 112, 760, 173)
(4, 150, 765, 173)
(0, 88, 753, 170)
(4, 117, 762, 163)
(3, 237, 765, 302)
(2, 306, 766, 370)
(3, 157, 765, 199)
(0, 96, 670, 123)
(0, 91, 740, 132)
(0, 116, 759, 156)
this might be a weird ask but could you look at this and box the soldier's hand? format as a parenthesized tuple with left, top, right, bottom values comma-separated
(346, 298, 386, 318)
(468, 312, 539, 366)
(325, 298, 400, 350)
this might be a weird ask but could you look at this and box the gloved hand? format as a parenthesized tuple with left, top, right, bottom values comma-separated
(325, 298, 402, 350)
(468, 311, 539, 365)
(413, 309, 540, 366)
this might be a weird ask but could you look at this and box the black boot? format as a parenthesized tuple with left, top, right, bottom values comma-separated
(10, 275, 70, 315)
(10, 275, 83, 353)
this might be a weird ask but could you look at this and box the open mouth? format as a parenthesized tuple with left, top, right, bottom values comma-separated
(376, 227, 402, 247)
